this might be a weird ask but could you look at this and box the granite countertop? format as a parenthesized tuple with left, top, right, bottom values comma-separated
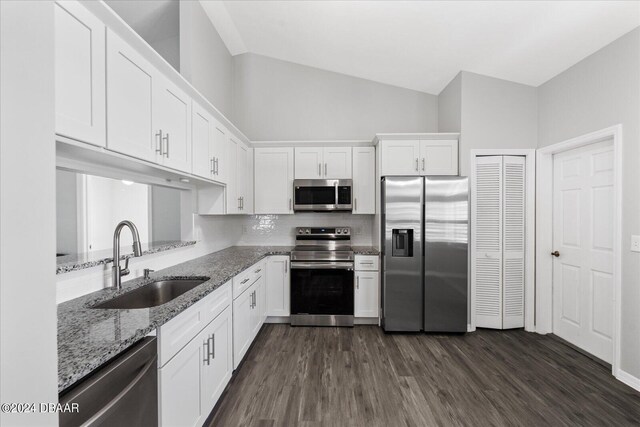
(352, 246, 380, 255)
(57, 245, 292, 393)
(56, 240, 197, 274)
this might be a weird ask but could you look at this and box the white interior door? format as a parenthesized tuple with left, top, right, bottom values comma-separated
(552, 140, 614, 363)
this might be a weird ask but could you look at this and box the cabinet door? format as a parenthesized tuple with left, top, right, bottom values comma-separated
(352, 147, 375, 214)
(266, 256, 290, 316)
(380, 140, 420, 176)
(237, 142, 248, 212)
(294, 147, 323, 179)
(323, 147, 352, 179)
(155, 76, 191, 172)
(232, 287, 253, 368)
(226, 137, 239, 214)
(355, 271, 379, 318)
(106, 30, 157, 162)
(55, 1, 106, 147)
(254, 148, 294, 214)
(159, 335, 203, 427)
(211, 123, 227, 184)
(192, 103, 212, 179)
(250, 280, 263, 339)
(200, 307, 233, 417)
(420, 140, 458, 175)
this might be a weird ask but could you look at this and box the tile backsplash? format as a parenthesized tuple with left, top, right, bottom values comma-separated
(237, 213, 374, 246)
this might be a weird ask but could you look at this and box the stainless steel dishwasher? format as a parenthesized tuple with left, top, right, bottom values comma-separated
(59, 337, 158, 427)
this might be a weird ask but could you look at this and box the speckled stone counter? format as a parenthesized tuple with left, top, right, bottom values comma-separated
(352, 246, 380, 255)
(56, 240, 197, 274)
(57, 245, 292, 393)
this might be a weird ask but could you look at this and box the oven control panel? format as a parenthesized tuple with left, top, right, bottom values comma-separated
(296, 227, 350, 236)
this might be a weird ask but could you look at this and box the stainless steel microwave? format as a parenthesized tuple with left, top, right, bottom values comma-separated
(293, 179, 352, 212)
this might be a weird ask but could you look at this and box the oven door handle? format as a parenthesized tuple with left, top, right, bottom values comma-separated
(290, 262, 354, 270)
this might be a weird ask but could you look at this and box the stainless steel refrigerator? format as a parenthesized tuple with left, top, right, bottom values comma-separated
(381, 176, 469, 332)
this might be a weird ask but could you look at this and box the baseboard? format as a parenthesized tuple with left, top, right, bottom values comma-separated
(616, 369, 640, 392)
(467, 323, 475, 332)
(354, 317, 379, 325)
(265, 316, 290, 324)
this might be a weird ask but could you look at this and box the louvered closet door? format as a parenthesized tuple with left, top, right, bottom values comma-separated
(473, 156, 503, 329)
(502, 156, 525, 328)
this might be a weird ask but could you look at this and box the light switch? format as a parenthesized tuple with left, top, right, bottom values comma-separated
(631, 235, 640, 253)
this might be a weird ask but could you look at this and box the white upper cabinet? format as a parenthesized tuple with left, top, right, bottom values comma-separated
(379, 137, 459, 176)
(106, 30, 157, 162)
(225, 138, 251, 214)
(420, 140, 458, 175)
(55, 1, 106, 147)
(352, 147, 376, 214)
(192, 102, 214, 179)
(323, 147, 352, 178)
(211, 124, 227, 184)
(294, 147, 353, 179)
(254, 148, 294, 214)
(294, 147, 323, 179)
(380, 140, 421, 176)
(154, 75, 191, 172)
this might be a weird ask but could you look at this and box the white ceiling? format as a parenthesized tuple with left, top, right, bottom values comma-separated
(202, 0, 640, 94)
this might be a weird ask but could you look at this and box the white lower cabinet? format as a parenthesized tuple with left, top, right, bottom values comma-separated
(355, 271, 380, 318)
(199, 306, 233, 418)
(158, 283, 232, 427)
(266, 256, 290, 317)
(233, 284, 254, 369)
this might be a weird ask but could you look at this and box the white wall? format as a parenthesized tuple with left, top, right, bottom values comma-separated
(233, 53, 438, 141)
(438, 72, 462, 133)
(179, 0, 234, 118)
(1, 1, 58, 425)
(538, 27, 640, 379)
(458, 71, 538, 176)
(57, 169, 78, 255)
(237, 213, 374, 246)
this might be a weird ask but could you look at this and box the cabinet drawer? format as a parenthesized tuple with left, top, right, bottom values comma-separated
(233, 260, 264, 298)
(355, 255, 379, 271)
(201, 281, 232, 328)
(158, 282, 231, 367)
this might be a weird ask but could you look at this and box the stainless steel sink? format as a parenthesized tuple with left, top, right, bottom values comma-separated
(93, 277, 209, 309)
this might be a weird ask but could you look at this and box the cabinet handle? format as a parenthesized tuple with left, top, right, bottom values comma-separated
(289, 198, 292, 212)
(203, 339, 210, 365)
(354, 198, 357, 212)
(318, 163, 321, 176)
(415, 158, 419, 171)
(155, 130, 163, 154)
(215, 157, 219, 175)
(324, 163, 328, 176)
(360, 261, 374, 265)
(285, 260, 288, 273)
(162, 134, 169, 158)
(238, 197, 242, 210)
(210, 158, 215, 174)
(422, 158, 425, 171)
(241, 278, 250, 284)
(209, 334, 215, 360)
(357, 276, 360, 289)
(254, 268, 262, 273)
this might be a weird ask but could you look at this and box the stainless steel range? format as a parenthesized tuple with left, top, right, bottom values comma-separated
(290, 227, 354, 327)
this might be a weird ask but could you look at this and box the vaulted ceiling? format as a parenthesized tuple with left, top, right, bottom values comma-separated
(200, 0, 640, 94)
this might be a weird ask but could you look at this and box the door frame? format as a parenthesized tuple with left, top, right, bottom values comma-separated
(535, 124, 622, 375)
(469, 149, 536, 332)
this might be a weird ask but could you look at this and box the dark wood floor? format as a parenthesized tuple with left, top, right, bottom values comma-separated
(208, 325, 640, 426)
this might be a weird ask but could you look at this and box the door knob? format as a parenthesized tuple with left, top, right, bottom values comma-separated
(551, 251, 560, 257)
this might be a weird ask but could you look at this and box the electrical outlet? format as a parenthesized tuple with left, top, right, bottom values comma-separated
(631, 235, 640, 253)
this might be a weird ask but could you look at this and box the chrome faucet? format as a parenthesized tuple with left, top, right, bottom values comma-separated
(112, 220, 143, 289)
